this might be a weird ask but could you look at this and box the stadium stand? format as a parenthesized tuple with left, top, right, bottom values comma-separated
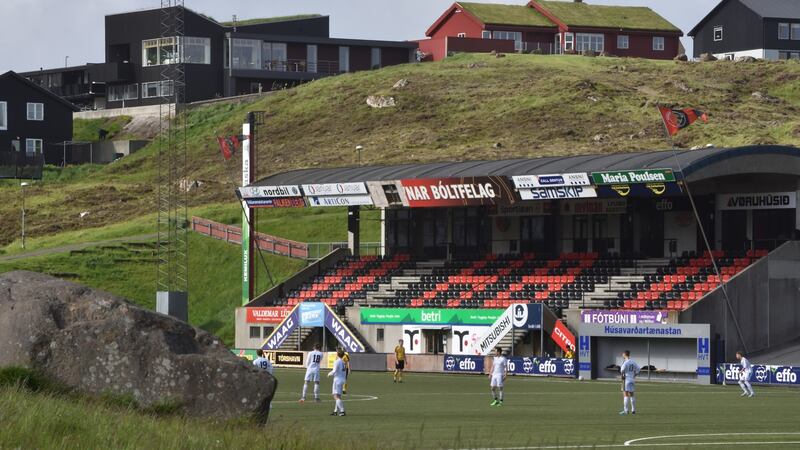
(268, 250, 769, 315)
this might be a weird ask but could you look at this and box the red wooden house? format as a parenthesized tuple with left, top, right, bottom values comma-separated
(419, 0, 683, 61)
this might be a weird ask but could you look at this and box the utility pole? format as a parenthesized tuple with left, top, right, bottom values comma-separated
(20, 182, 29, 249)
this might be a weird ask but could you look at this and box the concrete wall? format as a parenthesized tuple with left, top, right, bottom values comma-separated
(682, 241, 800, 361)
(75, 103, 170, 119)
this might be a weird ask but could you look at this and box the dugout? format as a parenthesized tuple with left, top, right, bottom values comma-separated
(577, 322, 712, 384)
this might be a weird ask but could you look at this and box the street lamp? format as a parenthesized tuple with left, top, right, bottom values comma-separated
(355, 145, 364, 165)
(65, 56, 69, 67)
(20, 182, 29, 249)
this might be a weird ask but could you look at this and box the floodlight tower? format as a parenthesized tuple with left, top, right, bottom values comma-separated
(155, 0, 189, 321)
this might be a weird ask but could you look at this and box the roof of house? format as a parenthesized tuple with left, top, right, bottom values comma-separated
(0, 71, 80, 112)
(458, 2, 554, 27)
(220, 14, 325, 27)
(249, 145, 800, 187)
(740, 0, 800, 20)
(534, 0, 681, 32)
(690, 0, 800, 36)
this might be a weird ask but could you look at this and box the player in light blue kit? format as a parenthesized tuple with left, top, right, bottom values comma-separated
(300, 343, 324, 403)
(619, 350, 641, 415)
(736, 350, 755, 397)
(328, 348, 347, 416)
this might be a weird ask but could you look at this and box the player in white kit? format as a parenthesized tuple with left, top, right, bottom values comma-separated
(619, 350, 641, 415)
(736, 351, 755, 397)
(328, 348, 347, 416)
(252, 349, 273, 374)
(300, 343, 324, 403)
(489, 347, 508, 407)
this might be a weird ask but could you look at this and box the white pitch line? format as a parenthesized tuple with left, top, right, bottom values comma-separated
(271, 394, 378, 404)
(459, 432, 800, 450)
(623, 432, 800, 446)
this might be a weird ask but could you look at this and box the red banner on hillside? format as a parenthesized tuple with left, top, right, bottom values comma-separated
(217, 135, 240, 160)
(658, 106, 709, 136)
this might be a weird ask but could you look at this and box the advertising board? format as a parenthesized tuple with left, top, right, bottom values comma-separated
(443, 355, 485, 373)
(400, 177, 516, 208)
(360, 308, 504, 325)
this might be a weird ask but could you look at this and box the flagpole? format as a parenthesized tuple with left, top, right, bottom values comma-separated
(657, 105, 749, 357)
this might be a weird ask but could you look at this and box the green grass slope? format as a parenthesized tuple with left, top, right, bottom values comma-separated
(2, 54, 800, 247)
(0, 234, 304, 344)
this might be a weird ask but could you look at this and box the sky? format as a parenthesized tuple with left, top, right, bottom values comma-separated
(1, 0, 721, 73)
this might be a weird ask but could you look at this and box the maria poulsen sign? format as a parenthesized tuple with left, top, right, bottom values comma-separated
(400, 177, 516, 208)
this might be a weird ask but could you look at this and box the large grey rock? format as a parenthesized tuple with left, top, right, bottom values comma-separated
(0, 271, 275, 422)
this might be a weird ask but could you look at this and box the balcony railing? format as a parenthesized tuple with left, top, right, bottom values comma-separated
(233, 59, 342, 75)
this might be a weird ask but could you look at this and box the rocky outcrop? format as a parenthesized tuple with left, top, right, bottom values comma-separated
(366, 95, 396, 108)
(0, 271, 275, 422)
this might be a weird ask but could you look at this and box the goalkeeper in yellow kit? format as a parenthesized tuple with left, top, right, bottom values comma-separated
(339, 347, 351, 394)
(394, 339, 406, 383)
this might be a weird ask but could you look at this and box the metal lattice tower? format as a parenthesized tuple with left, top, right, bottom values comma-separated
(156, 0, 188, 298)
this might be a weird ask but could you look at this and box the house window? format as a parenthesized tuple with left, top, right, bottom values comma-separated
(182, 37, 211, 64)
(714, 26, 723, 42)
(25, 139, 42, 156)
(26, 103, 44, 121)
(339, 46, 350, 73)
(141, 81, 174, 99)
(371, 47, 382, 69)
(261, 42, 288, 71)
(576, 33, 604, 52)
(377, 328, 385, 342)
(249, 326, 261, 339)
(0, 101, 6, 130)
(564, 33, 574, 51)
(792, 24, 800, 40)
(142, 37, 178, 66)
(232, 38, 261, 70)
(617, 35, 629, 49)
(124, 84, 138, 100)
(457, 33, 466, 38)
(779, 23, 790, 40)
(653, 36, 665, 51)
(780, 51, 800, 60)
(307, 44, 318, 73)
(482, 30, 491, 39)
(108, 84, 138, 102)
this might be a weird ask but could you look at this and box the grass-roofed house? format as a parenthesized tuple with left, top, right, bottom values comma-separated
(419, 0, 683, 60)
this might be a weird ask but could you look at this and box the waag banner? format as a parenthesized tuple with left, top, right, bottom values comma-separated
(717, 364, 800, 386)
(400, 176, 516, 208)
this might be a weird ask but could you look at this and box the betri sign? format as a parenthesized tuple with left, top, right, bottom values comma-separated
(592, 169, 676, 185)
(360, 308, 504, 325)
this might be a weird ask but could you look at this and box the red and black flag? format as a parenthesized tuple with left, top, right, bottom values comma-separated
(658, 106, 709, 136)
(216, 135, 241, 160)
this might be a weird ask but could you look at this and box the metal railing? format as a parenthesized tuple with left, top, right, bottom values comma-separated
(306, 242, 382, 261)
(0, 152, 43, 180)
(248, 59, 341, 75)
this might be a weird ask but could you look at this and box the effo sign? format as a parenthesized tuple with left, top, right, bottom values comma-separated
(717, 364, 800, 386)
(717, 192, 797, 210)
(443, 355, 485, 373)
(400, 177, 515, 208)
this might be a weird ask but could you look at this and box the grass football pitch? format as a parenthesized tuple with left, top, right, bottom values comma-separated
(269, 369, 800, 449)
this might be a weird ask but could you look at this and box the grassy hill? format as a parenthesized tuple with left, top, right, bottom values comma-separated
(3, 54, 800, 248)
(1, 53, 799, 345)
